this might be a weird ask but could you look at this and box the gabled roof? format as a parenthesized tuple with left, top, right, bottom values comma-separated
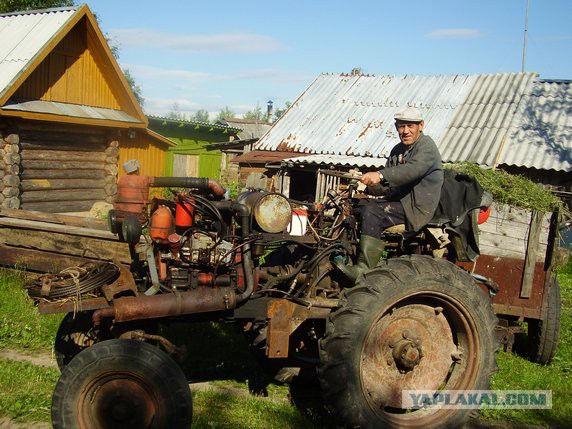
(0, 5, 147, 127)
(255, 72, 572, 172)
(219, 118, 271, 140)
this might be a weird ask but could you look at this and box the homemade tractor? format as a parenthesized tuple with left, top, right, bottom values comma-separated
(27, 171, 537, 428)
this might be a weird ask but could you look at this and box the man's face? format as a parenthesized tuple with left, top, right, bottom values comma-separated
(395, 120, 424, 146)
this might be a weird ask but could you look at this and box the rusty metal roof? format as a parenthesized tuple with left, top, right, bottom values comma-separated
(0, 7, 77, 101)
(255, 72, 570, 171)
(231, 150, 306, 165)
(282, 154, 386, 169)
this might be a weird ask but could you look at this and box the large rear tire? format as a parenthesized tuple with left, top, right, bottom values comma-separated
(528, 277, 561, 364)
(318, 255, 498, 429)
(52, 339, 192, 429)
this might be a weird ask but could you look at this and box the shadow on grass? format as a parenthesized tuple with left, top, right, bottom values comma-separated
(159, 320, 336, 428)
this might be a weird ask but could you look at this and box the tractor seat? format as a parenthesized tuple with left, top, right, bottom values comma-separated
(383, 224, 407, 234)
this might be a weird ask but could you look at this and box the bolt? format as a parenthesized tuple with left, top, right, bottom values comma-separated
(434, 306, 444, 315)
(451, 350, 463, 362)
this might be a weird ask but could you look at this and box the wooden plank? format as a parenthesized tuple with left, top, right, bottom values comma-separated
(20, 169, 106, 180)
(21, 178, 107, 191)
(21, 189, 106, 202)
(21, 160, 105, 170)
(20, 140, 107, 151)
(0, 217, 116, 239)
(521, 210, 543, 298)
(0, 244, 98, 273)
(0, 207, 108, 230)
(21, 149, 106, 162)
(0, 228, 131, 264)
(21, 201, 96, 213)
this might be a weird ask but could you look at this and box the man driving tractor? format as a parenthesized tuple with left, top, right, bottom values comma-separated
(334, 106, 444, 281)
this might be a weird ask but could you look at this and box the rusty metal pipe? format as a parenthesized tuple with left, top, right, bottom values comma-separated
(93, 287, 237, 324)
(149, 177, 226, 199)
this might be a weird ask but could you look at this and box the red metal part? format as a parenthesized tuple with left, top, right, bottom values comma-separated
(149, 206, 174, 243)
(115, 175, 151, 217)
(458, 255, 546, 319)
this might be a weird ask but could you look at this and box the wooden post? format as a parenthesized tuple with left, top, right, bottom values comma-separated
(520, 210, 543, 298)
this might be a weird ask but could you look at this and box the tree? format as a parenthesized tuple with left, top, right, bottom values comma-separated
(243, 105, 264, 122)
(273, 101, 292, 121)
(0, 0, 74, 13)
(166, 103, 186, 121)
(192, 109, 210, 123)
(123, 68, 144, 106)
(217, 106, 235, 121)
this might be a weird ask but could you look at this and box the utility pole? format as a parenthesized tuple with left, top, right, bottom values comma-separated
(522, 0, 531, 72)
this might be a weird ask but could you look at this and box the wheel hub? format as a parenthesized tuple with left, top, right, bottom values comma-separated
(361, 303, 457, 409)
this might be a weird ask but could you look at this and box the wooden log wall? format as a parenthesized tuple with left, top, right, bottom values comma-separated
(8, 122, 120, 213)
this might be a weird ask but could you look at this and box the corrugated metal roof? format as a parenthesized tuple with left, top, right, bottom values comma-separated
(231, 150, 306, 164)
(148, 115, 241, 132)
(255, 72, 559, 171)
(499, 79, 572, 171)
(282, 154, 386, 169)
(2, 99, 141, 123)
(256, 73, 480, 158)
(0, 7, 77, 100)
(439, 72, 537, 166)
(221, 118, 271, 140)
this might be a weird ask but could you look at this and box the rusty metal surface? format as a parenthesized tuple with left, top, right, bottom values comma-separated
(237, 191, 292, 233)
(460, 254, 546, 318)
(111, 287, 236, 323)
(361, 304, 455, 408)
(266, 299, 320, 358)
(101, 263, 138, 301)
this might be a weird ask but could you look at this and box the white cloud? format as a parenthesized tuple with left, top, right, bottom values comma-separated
(126, 64, 211, 81)
(228, 68, 314, 84)
(111, 28, 284, 53)
(425, 28, 482, 39)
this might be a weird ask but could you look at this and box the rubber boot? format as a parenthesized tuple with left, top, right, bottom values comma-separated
(334, 235, 386, 283)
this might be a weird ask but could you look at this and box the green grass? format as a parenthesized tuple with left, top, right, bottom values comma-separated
(479, 268, 572, 427)
(0, 359, 58, 422)
(0, 269, 63, 350)
(1, 267, 571, 427)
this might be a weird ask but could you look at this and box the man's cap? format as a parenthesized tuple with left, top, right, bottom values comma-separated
(394, 107, 423, 123)
(123, 159, 140, 174)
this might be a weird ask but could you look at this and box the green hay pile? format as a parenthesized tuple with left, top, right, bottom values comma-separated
(445, 162, 564, 214)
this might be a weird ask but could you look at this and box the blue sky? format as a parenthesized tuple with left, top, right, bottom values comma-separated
(85, 0, 572, 119)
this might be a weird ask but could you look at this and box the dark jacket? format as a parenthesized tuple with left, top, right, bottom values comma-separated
(381, 133, 443, 231)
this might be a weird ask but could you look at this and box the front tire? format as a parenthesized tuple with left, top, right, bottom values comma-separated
(318, 255, 498, 429)
(52, 339, 192, 429)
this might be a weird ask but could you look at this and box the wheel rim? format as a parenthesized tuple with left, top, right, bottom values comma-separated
(360, 291, 481, 426)
(78, 372, 163, 428)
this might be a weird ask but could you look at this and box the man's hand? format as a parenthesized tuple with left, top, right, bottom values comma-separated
(360, 171, 383, 186)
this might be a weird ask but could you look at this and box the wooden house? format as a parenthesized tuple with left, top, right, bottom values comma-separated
(147, 116, 240, 180)
(0, 5, 174, 213)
